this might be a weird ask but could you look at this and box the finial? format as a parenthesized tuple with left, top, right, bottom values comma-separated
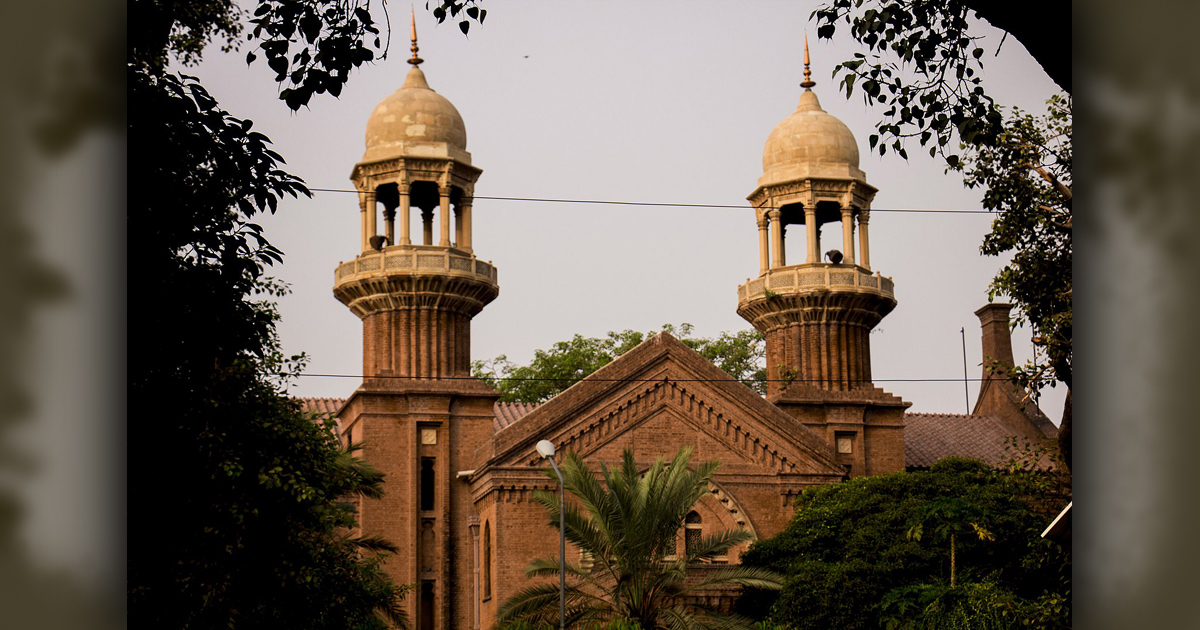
(800, 31, 815, 89)
(409, 7, 424, 66)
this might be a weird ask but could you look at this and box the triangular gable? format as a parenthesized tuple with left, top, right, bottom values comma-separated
(484, 332, 842, 477)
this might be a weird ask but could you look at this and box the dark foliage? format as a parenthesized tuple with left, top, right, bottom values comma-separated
(246, 0, 384, 109)
(739, 457, 1069, 630)
(129, 65, 407, 628)
(130, 0, 386, 110)
(812, 0, 1069, 164)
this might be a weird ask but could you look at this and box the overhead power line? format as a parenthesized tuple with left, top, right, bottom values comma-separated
(304, 188, 993, 214)
(278, 372, 1007, 384)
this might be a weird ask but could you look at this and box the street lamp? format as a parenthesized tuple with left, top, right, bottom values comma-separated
(536, 439, 566, 630)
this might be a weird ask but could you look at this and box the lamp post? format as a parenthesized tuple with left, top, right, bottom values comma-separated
(536, 439, 566, 630)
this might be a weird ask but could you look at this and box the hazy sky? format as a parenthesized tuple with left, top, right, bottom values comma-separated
(193, 0, 1066, 420)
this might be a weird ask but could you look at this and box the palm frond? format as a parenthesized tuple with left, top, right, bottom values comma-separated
(496, 583, 570, 622)
(684, 565, 785, 593)
(524, 557, 592, 580)
(345, 534, 399, 554)
(685, 529, 756, 564)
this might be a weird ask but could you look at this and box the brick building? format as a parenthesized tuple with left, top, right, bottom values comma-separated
(302, 30, 1056, 630)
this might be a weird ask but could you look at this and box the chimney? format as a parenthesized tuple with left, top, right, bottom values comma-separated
(975, 303, 1015, 377)
(972, 302, 1057, 439)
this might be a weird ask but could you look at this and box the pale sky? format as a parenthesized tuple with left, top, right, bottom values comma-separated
(192, 0, 1066, 420)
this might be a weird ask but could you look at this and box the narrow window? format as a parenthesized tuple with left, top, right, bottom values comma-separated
(420, 581, 435, 630)
(684, 511, 702, 560)
(420, 458, 435, 511)
(482, 521, 492, 600)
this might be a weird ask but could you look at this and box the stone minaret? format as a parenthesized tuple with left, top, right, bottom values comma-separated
(737, 36, 907, 477)
(333, 15, 498, 628)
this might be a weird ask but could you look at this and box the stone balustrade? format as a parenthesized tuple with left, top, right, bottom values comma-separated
(737, 263, 893, 305)
(335, 246, 498, 285)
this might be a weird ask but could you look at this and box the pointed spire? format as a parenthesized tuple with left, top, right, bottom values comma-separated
(409, 7, 424, 66)
(800, 31, 816, 90)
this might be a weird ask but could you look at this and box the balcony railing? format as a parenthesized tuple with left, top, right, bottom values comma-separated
(334, 246, 498, 285)
(737, 263, 894, 303)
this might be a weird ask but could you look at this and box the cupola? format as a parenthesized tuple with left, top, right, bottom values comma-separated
(760, 88, 864, 186)
(362, 62, 470, 164)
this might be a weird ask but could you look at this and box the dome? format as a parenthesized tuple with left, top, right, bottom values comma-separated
(362, 65, 469, 163)
(761, 89, 864, 185)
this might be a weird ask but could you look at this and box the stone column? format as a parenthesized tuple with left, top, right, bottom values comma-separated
(757, 214, 769, 274)
(360, 192, 371, 251)
(399, 186, 412, 245)
(841, 207, 856, 265)
(439, 186, 452, 247)
(769, 209, 784, 268)
(383, 205, 396, 246)
(422, 208, 434, 245)
(805, 207, 819, 263)
(857, 209, 871, 270)
(461, 199, 473, 253)
(364, 193, 377, 251)
(454, 203, 464, 249)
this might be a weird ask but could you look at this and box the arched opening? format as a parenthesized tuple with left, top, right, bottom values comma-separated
(374, 183, 400, 247)
(684, 510, 702, 560)
(815, 199, 851, 264)
(779, 202, 806, 265)
(409, 181, 440, 245)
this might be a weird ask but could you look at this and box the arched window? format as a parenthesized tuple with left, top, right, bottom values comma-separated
(684, 511, 702, 560)
(482, 521, 492, 600)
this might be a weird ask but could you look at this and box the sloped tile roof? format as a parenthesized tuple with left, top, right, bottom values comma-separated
(298, 397, 345, 417)
(296, 397, 346, 438)
(494, 401, 539, 432)
(903, 413, 1017, 468)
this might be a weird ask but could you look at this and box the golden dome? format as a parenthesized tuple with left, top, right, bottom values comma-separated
(362, 66, 470, 164)
(760, 89, 866, 185)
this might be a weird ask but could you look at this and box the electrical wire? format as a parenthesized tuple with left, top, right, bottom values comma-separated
(304, 188, 994, 214)
(277, 372, 1014, 384)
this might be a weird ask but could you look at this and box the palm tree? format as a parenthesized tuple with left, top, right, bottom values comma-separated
(498, 446, 782, 629)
